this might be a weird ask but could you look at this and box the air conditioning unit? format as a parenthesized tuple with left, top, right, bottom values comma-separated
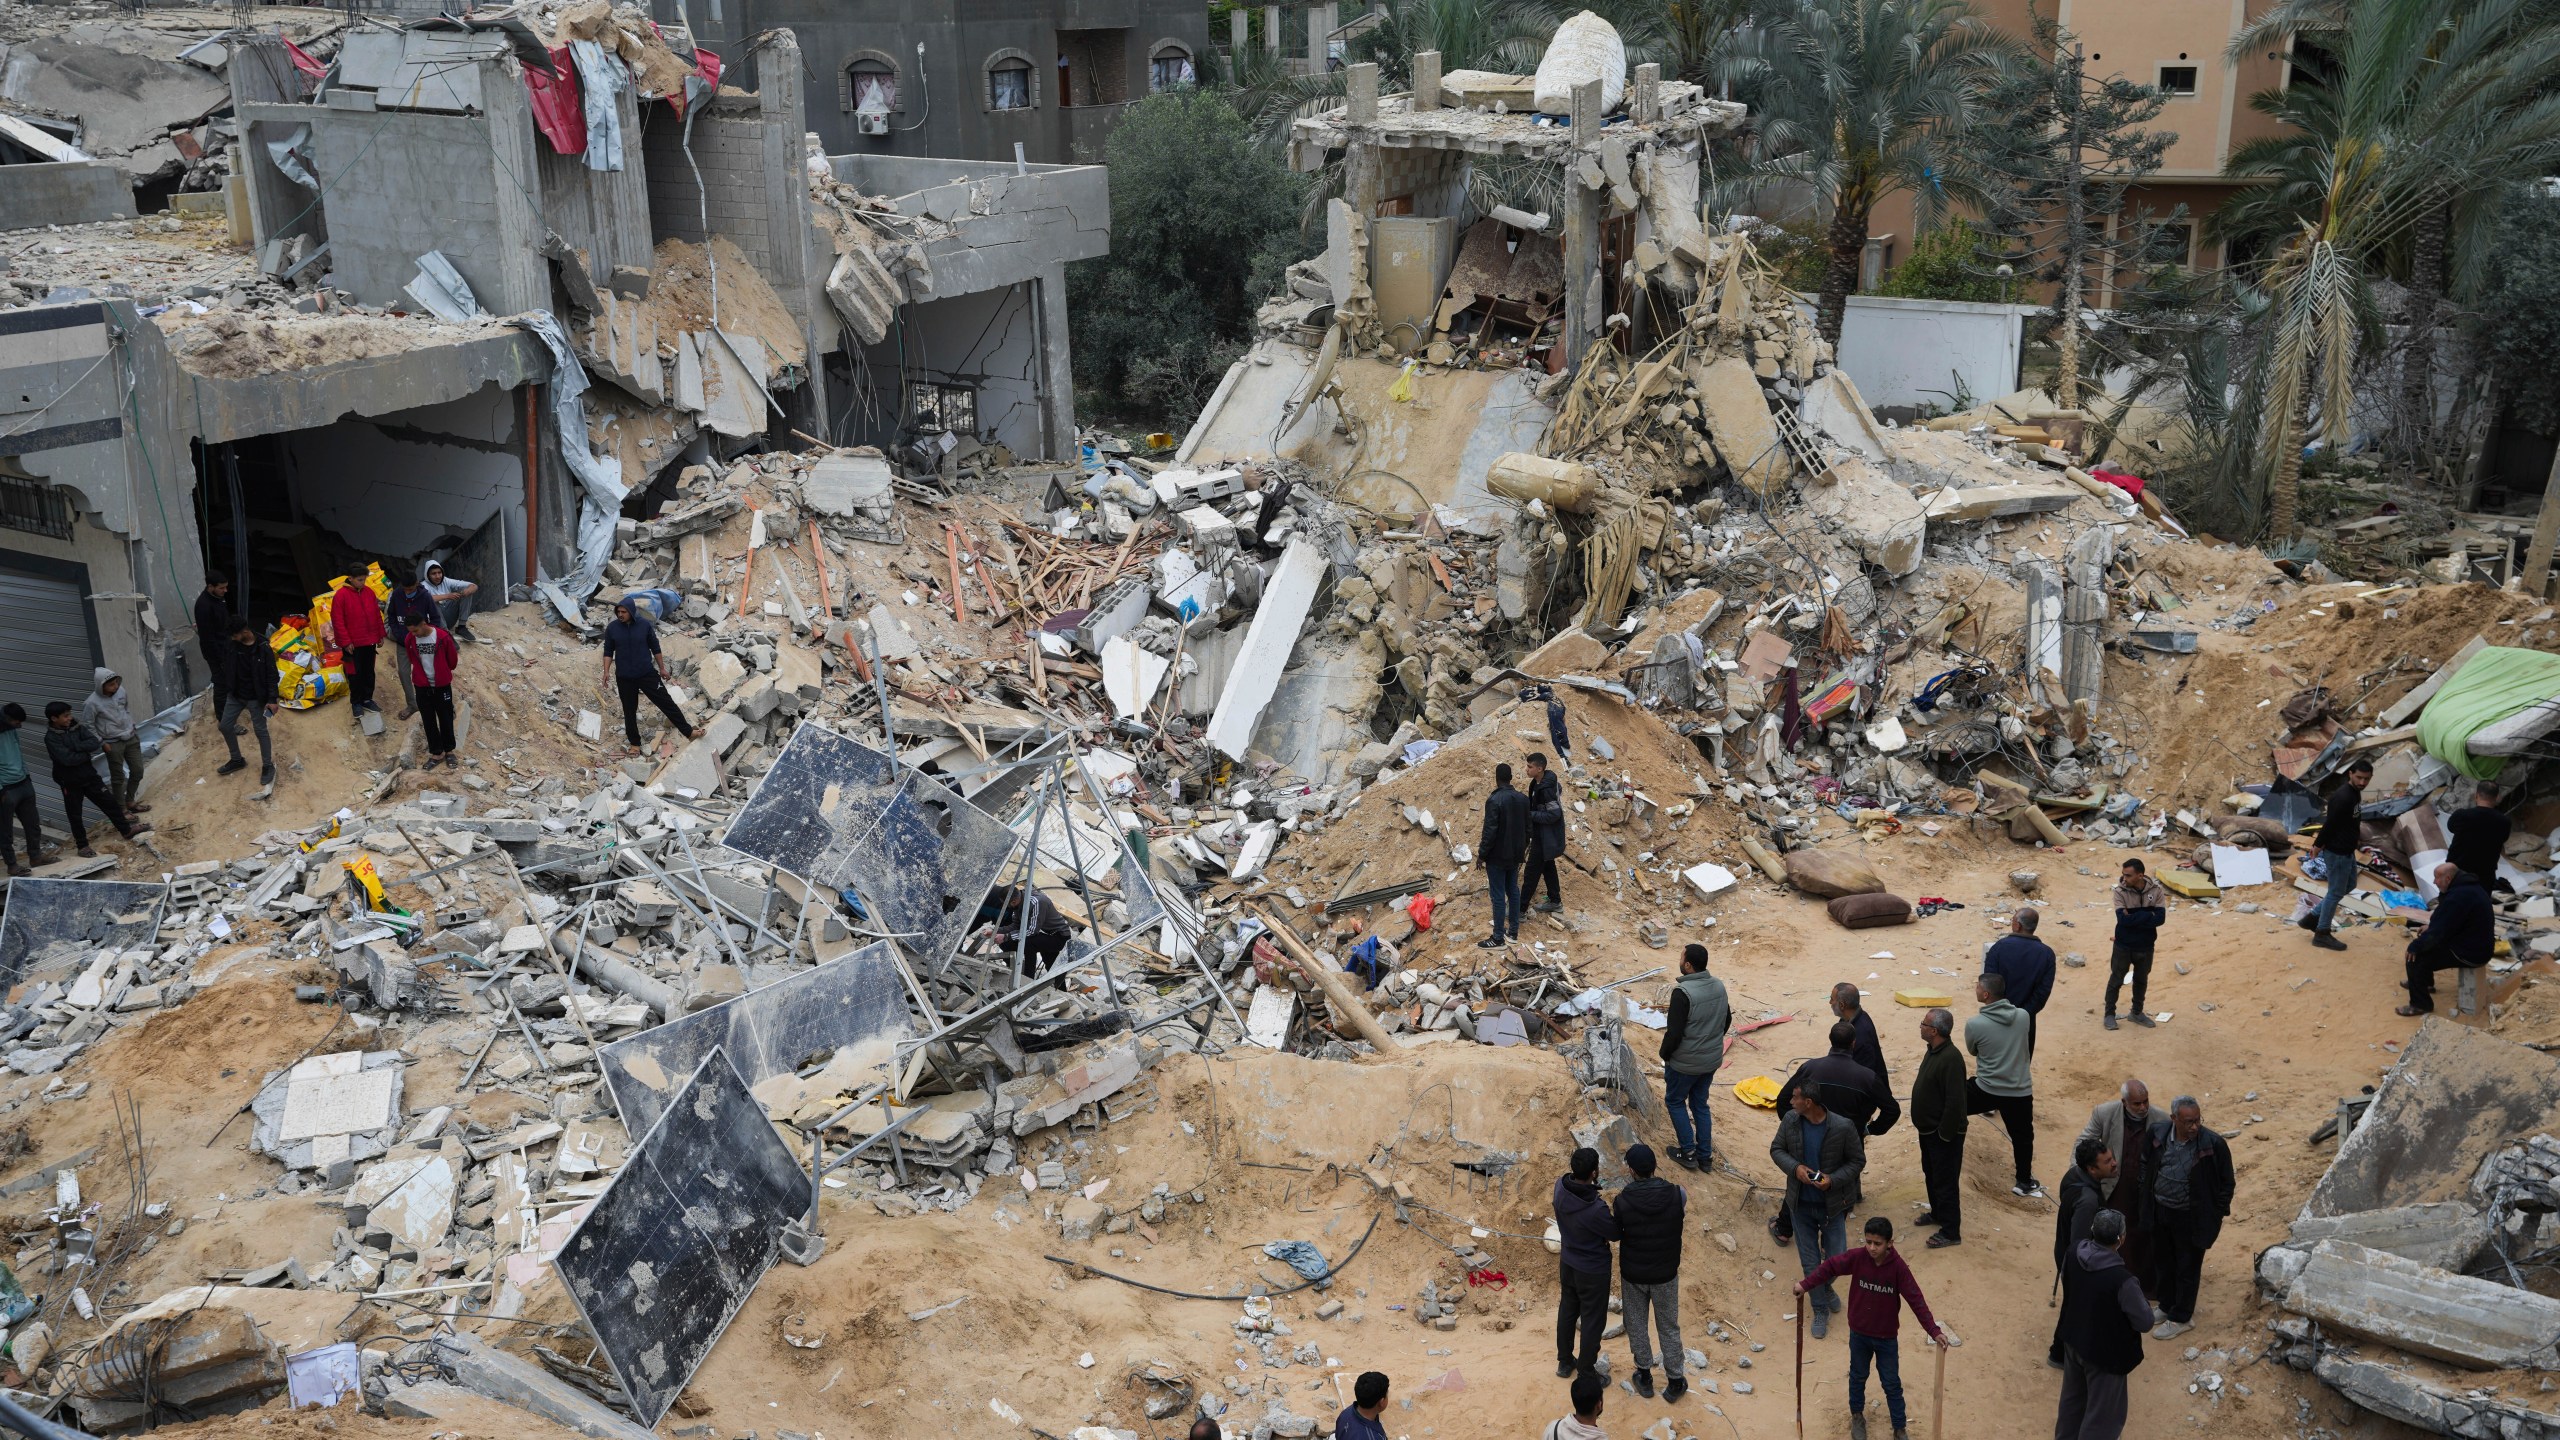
(856, 111, 890, 136)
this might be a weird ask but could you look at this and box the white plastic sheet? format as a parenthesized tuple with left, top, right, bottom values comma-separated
(510, 311, 630, 603)
(570, 40, 627, 172)
(1532, 11, 1627, 117)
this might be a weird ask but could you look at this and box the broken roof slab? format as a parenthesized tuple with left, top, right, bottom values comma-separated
(828, 155, 1109, 299)
(1289, 86, 1746, 162)
(174, 325, 549, 442)
(2303, 1017, 2560, 1221)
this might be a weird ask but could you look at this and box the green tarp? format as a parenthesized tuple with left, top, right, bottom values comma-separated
(2416, 645, 2560, 780)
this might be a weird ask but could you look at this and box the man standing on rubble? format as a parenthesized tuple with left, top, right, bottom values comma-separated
(387, 569, 442, 719)
(1909, 1007, 1967, 1249)
(77, 669, 147, 815)
(2398, 861, 2494, 1016)
(421, 559, 484, 644)
(1965, 973, 2041, 1198)
(1523, 752, 1567, 913)
(217, 618, 279, 789)
(1774, 1089, 1865, 1340)
(2140, 1097, 2232, 1340)
(2055, 1208, 2155, 1440)
(325, 571, 387, 724)
(401, 611, 460, 769)
(44, 702, 152, 857)
(2105, 860, 2168, 1030)
(1613, 1144, 1688, 1402)
(195, 571, 235, 715)
(2079, 1080, 2167, 1289)
(2305, 759, 2373, 952)
(602, 598, 698, 753)
(2049, 1137, 2116, 1367)
(1983, 908, 2057, 1055)
(1660, 943, 1728, 1173)
(1479, 762, 1532, 950)
(0, 704, 60, 877)
(2447, 781, 2512, 894)
(1553, 1146, 1618, 1380)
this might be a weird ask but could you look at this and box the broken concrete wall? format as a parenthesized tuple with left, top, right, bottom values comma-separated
(0, 32, 229, 178)
(280, 385, 529, 573)
(536, 75, 653, 285)
(2304, 1018, 2560, 1221)
(0, 161, 133, 227)
(840, 282, 1047, 462)
(1823, 294, 2039, 412)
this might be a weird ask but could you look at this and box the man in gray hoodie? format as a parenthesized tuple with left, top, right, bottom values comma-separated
(1552, 1146, 1619, 1381)
(77, 670, 147, 814)
(1964, 974, 2041, 1198)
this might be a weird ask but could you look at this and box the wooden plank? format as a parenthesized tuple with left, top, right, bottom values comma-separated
(2377, 634, 2491, 727)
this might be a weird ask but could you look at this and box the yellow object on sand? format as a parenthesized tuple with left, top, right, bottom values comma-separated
(1894, 989, 1955, 1009)
(2159, 869, 2221, 899)
(1733, 1074, 1780, 1110)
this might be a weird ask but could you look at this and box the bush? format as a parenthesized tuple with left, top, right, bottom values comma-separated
(1877, 222, 2016, 303)
(1067, 91, 1315, 426)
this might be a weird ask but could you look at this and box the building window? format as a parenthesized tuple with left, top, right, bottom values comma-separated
(0, 471, 75, 541)
(2144, 219, 2196, 268)
(2157, 65, 2199, 96)
(842, 53, 900, 116)
(910, 382, 978, 437)
(987, 51, 1036, 111)
(1150, 42, 1195, 92)
(1057, 29, 1129, 106)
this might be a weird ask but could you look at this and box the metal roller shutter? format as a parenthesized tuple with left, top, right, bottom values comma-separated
(0, 565, 104, 833)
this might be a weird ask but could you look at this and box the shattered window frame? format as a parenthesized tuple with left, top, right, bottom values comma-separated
(0, 471, 74, 542)
(909, 381, 979, 437)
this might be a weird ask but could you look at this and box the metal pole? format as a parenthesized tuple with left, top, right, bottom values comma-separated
(1047, 758, 1120, 1008)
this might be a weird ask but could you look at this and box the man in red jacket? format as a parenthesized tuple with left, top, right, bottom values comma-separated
(326, 573, 388, 722)
(1795, 1217, 1956, 1440)
(400, 613, 460, 769)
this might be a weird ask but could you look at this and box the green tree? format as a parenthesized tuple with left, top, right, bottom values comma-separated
(1068, 90, 1316, 424)
(2215, 0, 2560, 535)
(1875, 220, 2016, 301)
(1970, 7, 2178, 408)
(1716, 0, 2018, 346)
(2479, 184, 2560, 437)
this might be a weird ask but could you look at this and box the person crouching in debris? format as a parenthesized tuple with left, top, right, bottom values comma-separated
(1334, 1370, 1390, 1440)
(421, 558, 483, 644)
(2398, 862, 2493, 1017)
(43, 701, 152, 858)
(2105, 858, 2168, 1030)
(217, 618, 280, 788)
(602, 598, 698, 754)
(1552, 1146, 1618, 1380)
(982, 884, 1074, 980)
(325, 570, 388, 724)
(401, 611, 460, 770)
(0, 704, 63, 876)
(1478, 762, 1532, 949)
(1523, 751, 1567, 913)
(1794, 1216, 1952, 1440)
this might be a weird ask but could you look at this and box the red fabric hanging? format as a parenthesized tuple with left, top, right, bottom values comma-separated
(281, 35, 327, 79)
(524, 46, 587, 156)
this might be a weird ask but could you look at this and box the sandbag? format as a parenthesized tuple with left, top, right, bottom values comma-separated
(1532, 11, 1626, 116)
(1828, 893, 1912, 929)
(1784, 847, 1884, 898)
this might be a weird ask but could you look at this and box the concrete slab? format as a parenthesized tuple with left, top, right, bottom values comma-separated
(2304, 1018, 2560, 1220)
(1694, 355, 1787, 495)
(1800, 454, 1925, 577)
(2283, 1202, 2491, 1272)
(2283, 1239, 2560, 1369)
(1207, 538, 1326, 761)
(1799, 369, 1891, 463)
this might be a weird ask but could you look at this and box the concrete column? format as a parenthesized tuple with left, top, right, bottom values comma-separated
(1231, 8, 1248, 58)
(1346, 62, 1378, 124)
(1413, 50, 1442, 109)
(1311, 2, 1336, 67)
(1632, 62, 1660, 123)
(754, 31, 829, 435)
(1033, 265, 1075, 461)
(1562, 79, 1605, 371)
(1265, 5, 1283, 54)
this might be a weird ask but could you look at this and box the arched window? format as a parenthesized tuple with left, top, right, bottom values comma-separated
(842, 52, 899, 115)
(1149, 41, 1195, 92)
(986, 50, 1036, 111)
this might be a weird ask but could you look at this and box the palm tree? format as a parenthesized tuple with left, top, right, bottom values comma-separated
(2215, 0, 2560, 534)
(1714, 0, 2016, 346)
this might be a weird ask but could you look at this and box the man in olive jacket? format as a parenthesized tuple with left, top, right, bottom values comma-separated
(1908, 1007, 1968, 1248)
(1773, 1090, 1866, 1339)
(1659, 943, 1728, 1172)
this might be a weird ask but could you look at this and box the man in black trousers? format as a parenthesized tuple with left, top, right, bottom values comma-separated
(2141, 1097, 2233, 1340)
(1551, 1146, 1617, 1380)
(194, 572, 235, 712)
(1478, 762, 1532, 949)
(1523, 751, 1567, 914)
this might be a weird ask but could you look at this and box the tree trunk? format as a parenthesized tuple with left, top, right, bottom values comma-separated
(2396, 202, 2448, 470)
(1817, 198, 1870, 348)
(2268, 382, 2312, 540)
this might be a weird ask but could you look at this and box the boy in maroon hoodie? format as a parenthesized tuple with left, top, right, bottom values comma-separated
(1794, 1217, 1957, 1440)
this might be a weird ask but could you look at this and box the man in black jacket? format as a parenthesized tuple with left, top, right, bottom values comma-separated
(2049, 1138, 2116, 1367)
(1983, 908, 2058, 1054)
(1612, 1144, 1688, 1402)
(217, 617, 280, 787)
(1478, 763, 1532, 950)
(2446, 782, 2512, 894)
(2305, 760, 2372, 951)
(1909, 1007, 1968, 1249)
(2106, 859, 2168, 1031)
(2398, 863, 2495, 1017)
(2056, 1209, 2156, 1440)
(1768, 1020, 1902, 1245)
(42, 702, 151, 856)
(2141, 1098, 2234, 1339)
(1552, 1147, 1618, 1380)
(1831, 983, 1887, 1085)
(1773, 1091, 1866, 1339)
(194, 572, 235, 712)
(1523, 752, 1567, 914)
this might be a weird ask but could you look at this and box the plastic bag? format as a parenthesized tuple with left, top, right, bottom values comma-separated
(1406, 894, 1437, 930)
(1533, 11, 1627, 117)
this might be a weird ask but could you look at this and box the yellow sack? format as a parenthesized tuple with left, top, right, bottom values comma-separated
(341, 855, 386, 911)
(1732, 1074, 1781, 1111)
(1388, 359, 1419, 404)
(276, 650, 345, 710)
